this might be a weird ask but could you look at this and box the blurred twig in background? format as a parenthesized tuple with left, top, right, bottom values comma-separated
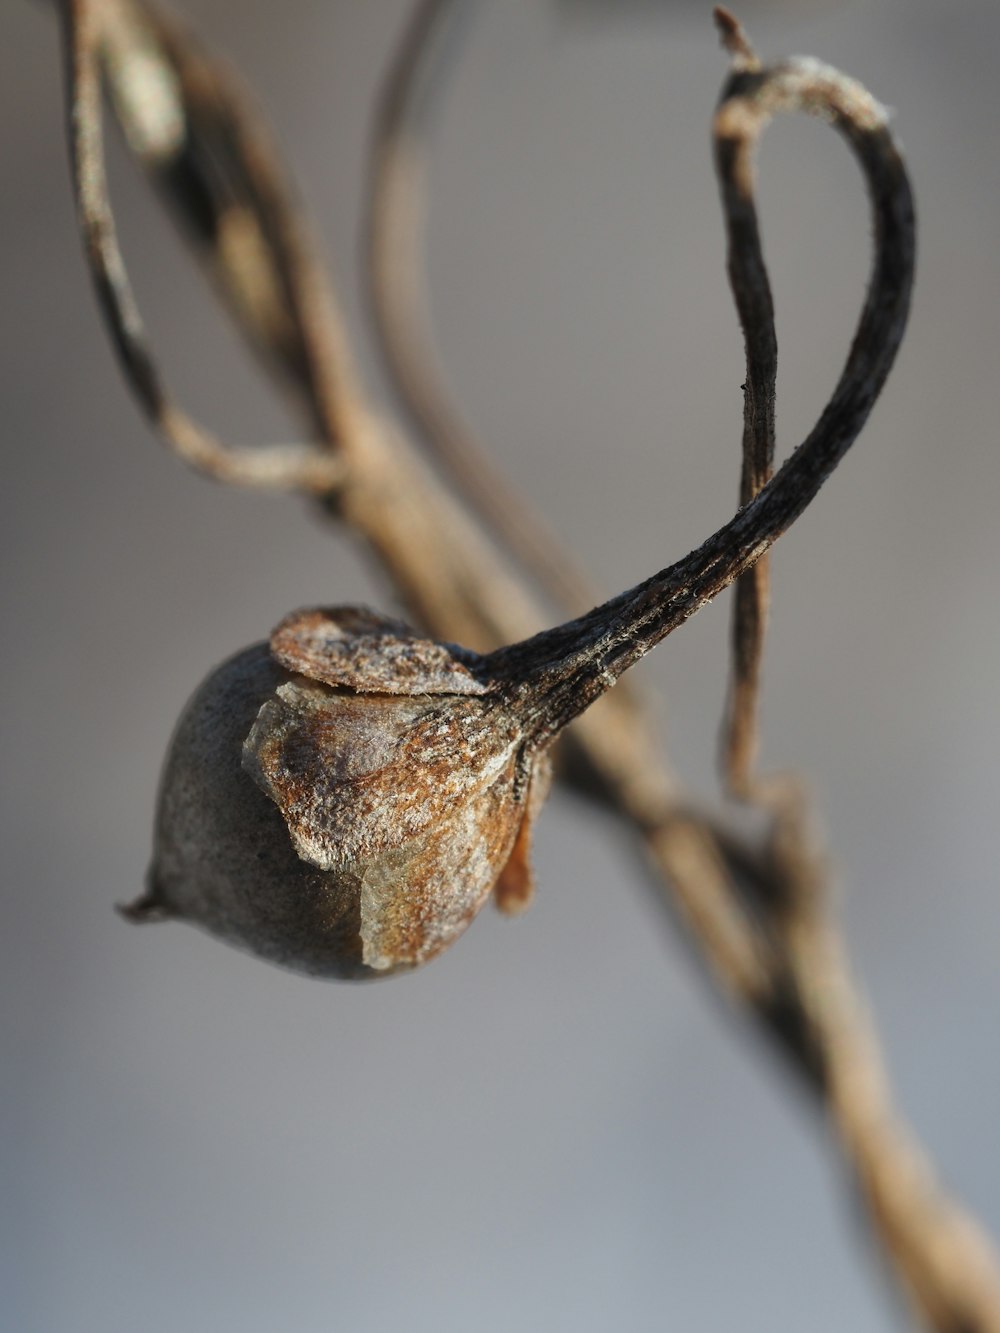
(54, 0, 1000, 1327)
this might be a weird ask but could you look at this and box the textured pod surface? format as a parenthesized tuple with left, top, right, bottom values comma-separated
(135, 609, 551, 978)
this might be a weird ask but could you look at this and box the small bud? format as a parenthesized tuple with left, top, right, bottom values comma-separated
(125, 608, 551, 979)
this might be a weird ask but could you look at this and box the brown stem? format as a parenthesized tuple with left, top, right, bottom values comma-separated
(58, 0, 357, 490)
(366, 0, 598, 616)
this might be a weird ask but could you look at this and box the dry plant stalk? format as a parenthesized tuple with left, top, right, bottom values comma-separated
(53, 0, 1000, 1327)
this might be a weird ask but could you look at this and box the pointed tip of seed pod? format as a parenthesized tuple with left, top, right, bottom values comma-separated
(713, 7, 761, 72)
(117, 878, 173, 924)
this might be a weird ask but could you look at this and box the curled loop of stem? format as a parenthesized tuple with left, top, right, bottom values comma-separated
(715, 7, 776, 796)
(59, 0, 354, 493)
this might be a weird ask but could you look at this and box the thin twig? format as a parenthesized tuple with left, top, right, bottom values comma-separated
(366, 0, 599, 616)
(59, 0, 349, 492)
(714, 8, 777, 794)
(98, 0, 368, 450)
(760, 789, 1000, 1331)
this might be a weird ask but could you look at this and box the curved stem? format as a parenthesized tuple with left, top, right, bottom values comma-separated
(59, 0, 351, 492)
(366, 0, 598, 614)
(714, 10, 777, 795)
(487, 55, 915, 745)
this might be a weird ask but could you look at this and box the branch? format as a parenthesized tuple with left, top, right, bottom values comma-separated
(714, 8, 776, 794)
(59, 0, 352, 490)
(366, 0, 598, 616)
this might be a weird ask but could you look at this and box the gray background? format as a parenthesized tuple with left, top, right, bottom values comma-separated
(3, 1, 999, 1330)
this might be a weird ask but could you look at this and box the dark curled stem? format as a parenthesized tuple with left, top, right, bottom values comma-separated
(58, 0, 351, 492)
(714, 8, 777, 794)
(487, 48, 916, 747)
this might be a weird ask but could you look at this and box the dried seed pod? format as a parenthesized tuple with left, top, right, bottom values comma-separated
(124, 608, 551, 979)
